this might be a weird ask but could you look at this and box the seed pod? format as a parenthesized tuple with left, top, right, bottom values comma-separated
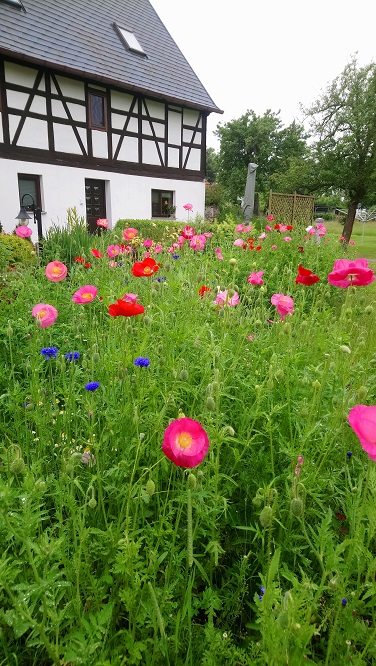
(259, 505, 273, 528)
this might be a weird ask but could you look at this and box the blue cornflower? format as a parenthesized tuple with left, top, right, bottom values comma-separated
(134, 357, 150, 368)
(118, 261, 124, 267)
(65, 351, 80, 361)
(85, 382, 100, 391)
(40, 347, 58, 360)
(346, 452, 353, 458)
(258, 586, 265, 601)
(342, 598, 347, 606)
(156, 276, 166, 282)
(172, 254, 180, 259)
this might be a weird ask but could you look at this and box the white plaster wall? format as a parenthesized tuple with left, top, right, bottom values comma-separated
(0, 159, 205, 243)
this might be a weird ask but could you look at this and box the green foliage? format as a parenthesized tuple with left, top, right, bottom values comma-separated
(0, 233, 38, 270)
(205, 182, 225, 207)
(1, 217, 376, 663)
(215, 110, 308, 203)
(303, 55, 376, 240)
(205, 147, 219, 184)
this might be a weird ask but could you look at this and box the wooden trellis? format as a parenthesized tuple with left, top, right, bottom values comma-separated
(268, 191, 314, 226)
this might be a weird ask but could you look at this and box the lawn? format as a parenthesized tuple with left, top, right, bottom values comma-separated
(0, 214, 376, 665)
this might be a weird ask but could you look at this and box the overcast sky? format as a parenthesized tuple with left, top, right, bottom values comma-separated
(151, 0, 375, 150)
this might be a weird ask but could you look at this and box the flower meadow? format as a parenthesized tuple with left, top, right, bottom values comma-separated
(1, 215, 376, 665)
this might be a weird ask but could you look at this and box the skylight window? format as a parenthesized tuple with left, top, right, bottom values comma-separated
(0, 0, 25, 7)
(114, 24, 145, 55)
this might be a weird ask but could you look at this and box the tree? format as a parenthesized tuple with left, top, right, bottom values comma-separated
(214, 110, 308, 209)
(303, 56, 376, 242)
(205, 147, 219, 183)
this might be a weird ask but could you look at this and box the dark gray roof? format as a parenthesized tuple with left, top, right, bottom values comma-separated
(0, 0, 222, 113)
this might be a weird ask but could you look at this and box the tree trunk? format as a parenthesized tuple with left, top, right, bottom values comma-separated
(342, 201, 358, 243)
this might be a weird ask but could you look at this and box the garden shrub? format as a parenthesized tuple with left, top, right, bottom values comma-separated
(0, 233, 38, 270)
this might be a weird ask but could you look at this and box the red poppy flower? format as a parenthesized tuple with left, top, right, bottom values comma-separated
(108, 300, 145, 317)
(91, 249, 102, 258)
(199, 285, 213, 299)
(274, 224, 280, 230)
(84, 262, 91, 269)
(298, 246, 304, 253)
(256, 246, 262, 251)
(75, 256, 85, 263)
(286, 225, 293, 231)
(132, 257, 161, 277)
(295, 264, 320, 285)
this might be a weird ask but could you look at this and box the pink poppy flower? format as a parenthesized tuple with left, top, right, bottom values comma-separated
(279, 225, 288, 232)
(247, 270, 264, 285)
(328, 258, 375, 288)
(181, 226, 195, 239)
(162, 417, 209, 468)
(203, 232, 213, 238)
(271, 245, 277, 250)
(15, 225, 33, 238)
(144, 252, 151, 258)
(236, 223, 245, 233)
(122, 245, 132, 254)
(284, 236, 292, 242)
(349, 240, 355, 245)
(154, 244, 163, 253)
(107, 244, 120, 258)
(214, 290, 240, 307)
(72, 285, 97, 304)
(233, 238, 244, 247)
(45, 261, 68, 282)
(183, 203, 193, 211)
(247, 334, 255, 341)
(215, 247, 223, 260)
(32, 303, 58, 328)
(122, 292, 138, 303)
(123, 227, 138, 240)
(109, 260, 117, 268)
(267, 215, 274, 221)
(143, 238, 153, 248)
(265, 225, 272, 232)
(258, 232, 266, 240)
(271, 293, 294, 321)
(245, 225, 253, 232)
(348, 405, 376, 460)
(97, 218, 109, 228)
(91, 248, 103, 258)
(177, 236, 185, 246)
(190, 234, 206, 251)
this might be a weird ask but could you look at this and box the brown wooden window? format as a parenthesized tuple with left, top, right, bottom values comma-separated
(88, 90, 107, 130)
(152, 190, 174, 218)
(18, 174, 42, 210)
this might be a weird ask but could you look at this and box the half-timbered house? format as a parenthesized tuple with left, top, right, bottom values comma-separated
(0, 0, 221, 239)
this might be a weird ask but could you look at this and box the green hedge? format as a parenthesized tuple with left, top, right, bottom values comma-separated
(0, 233, 38, 270)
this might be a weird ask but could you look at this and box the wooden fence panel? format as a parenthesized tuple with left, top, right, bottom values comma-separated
(268, 191, 314, 226)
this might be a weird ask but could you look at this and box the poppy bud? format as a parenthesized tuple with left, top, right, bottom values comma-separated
(339, 345, 351, 354)
(187, 473, 197, 489)
(206, 396, 216, 411)
(278, 611, 289, 628)
(10, 456, 26, 475)
(88, 497, 97, 509)
(180, 369, 189, 381)
(275, 369, 284, 381)
(6, 325, 13, 336)
(282, 322, 291, 334)
(259, 505, 273, 528)
(35, 479, 46, 492)
(365, 305, 373, 315)
(312, 380, 321, 390)
(290, 497, 303, 516)
(145, 479, 156, 496)
(357, 386, 368, 399)
(229, 258, 237, 266)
